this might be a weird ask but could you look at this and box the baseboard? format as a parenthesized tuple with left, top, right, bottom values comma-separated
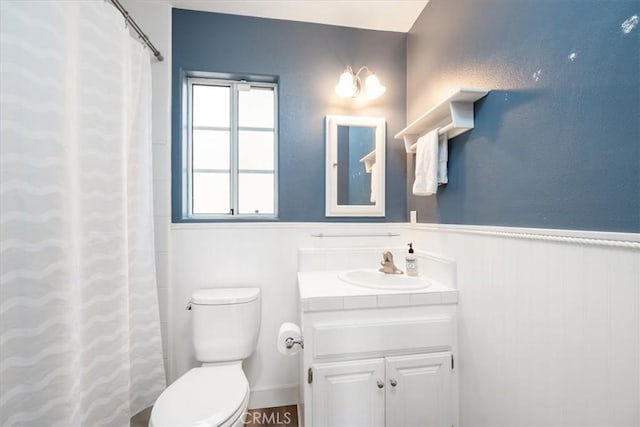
(248, 384, 299, 410)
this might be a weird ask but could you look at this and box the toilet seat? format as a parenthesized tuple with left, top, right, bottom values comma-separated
(150, 364, 249, 427)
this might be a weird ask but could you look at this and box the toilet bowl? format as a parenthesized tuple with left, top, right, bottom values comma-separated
(150, 288, 261, 427)
(149, 363, 249, 427)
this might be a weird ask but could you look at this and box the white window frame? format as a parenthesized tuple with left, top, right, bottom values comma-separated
(185, 77, 278, 219)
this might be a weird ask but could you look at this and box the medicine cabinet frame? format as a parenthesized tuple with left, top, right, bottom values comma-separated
(325, 115, 386, 217)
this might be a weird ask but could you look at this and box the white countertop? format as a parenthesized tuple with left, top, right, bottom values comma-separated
(298, 270, 458, 312)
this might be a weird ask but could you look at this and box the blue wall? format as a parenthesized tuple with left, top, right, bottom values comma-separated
(407, 0, 639, 232)
(172, 9, 407, 222)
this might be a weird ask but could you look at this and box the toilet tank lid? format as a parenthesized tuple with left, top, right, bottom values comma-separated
(191, 288, 260, 305)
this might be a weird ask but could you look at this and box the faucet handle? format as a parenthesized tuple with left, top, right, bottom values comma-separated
(380, 250, 402, 274)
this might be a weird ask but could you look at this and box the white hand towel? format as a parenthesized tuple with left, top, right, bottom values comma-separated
(437, 135, 448, 185)
(412, 129, 439, 196)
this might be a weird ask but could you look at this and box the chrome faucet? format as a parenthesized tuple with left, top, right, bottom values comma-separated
(379, 250, 403, 274)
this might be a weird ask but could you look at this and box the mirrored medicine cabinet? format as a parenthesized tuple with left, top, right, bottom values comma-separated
(325, 115, 385, 217)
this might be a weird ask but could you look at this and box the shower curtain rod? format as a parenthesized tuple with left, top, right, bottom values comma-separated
(108, 0, 164, 61)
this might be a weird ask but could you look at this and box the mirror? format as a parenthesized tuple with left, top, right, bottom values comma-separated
(325, 115, 385, 217)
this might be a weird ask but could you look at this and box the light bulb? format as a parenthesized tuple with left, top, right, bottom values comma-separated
(364, 73, 386, 99)
(335, 69, 358, 98)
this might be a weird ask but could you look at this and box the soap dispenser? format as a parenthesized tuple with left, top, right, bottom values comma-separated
(406, 243, 418, 277)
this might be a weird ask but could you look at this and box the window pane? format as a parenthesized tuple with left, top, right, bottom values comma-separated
(193, 85, 230, 128)
(193, 130, 230, 170)
(193, 172, 230, 214)
(239, 173, 274, 214)
(239, 87, 274, 128)
(239, 131, 274, 171)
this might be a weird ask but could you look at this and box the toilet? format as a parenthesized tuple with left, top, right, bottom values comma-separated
(150, 288, 261, 427)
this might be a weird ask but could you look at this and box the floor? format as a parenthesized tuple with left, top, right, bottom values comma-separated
(130, 405, 299, 426)
(245, 405, 299, 426)
(130, 407, 151, 427)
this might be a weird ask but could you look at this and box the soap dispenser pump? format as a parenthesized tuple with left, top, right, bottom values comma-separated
(406, 243, 418, 277)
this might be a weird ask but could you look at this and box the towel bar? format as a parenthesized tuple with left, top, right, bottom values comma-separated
(310, 232, 400, 238)
(406, 122, 455, 153)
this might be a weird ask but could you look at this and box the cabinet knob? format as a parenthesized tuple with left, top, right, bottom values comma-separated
(377, 380, 384, 389)
(390, 379, 398, 387)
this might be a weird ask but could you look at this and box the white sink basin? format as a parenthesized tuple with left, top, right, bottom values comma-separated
(338, 269, 431, 290)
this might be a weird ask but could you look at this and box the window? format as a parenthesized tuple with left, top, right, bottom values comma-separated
(185, 77, 277, 218)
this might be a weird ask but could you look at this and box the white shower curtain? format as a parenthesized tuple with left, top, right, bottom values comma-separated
(0, 1, 166, 426)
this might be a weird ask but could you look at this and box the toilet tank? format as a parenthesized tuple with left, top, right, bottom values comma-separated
(190, 288, 261, 363)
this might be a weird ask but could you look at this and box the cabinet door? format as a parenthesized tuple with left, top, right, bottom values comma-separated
(312, 358, 385, 427)
(385, 352, 452, 427)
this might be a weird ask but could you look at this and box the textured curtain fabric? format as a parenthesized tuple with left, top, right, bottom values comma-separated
(0, 1, 166, 425)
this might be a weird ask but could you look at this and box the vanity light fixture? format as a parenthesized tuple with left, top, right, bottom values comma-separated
(335, 66, 386, 100)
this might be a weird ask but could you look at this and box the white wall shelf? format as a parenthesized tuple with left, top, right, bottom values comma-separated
(395, 88, 489, 153)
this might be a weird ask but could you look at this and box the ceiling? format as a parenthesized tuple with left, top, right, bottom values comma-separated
(170, 0, 429, 33)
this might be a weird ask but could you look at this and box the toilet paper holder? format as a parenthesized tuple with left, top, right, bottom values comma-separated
(285, 336, 304, 350)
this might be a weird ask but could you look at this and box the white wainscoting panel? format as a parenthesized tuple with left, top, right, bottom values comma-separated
(170, 223, 406, 408)
(408, 224, 639, 426)
(170, 219, 638, 420)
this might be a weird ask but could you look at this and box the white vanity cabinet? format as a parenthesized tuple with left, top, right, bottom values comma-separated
(298, 270, 460, 427)
(312, 352, 453, 427)
(385, 352, 453, 427)
(312, 358, 385, 427)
